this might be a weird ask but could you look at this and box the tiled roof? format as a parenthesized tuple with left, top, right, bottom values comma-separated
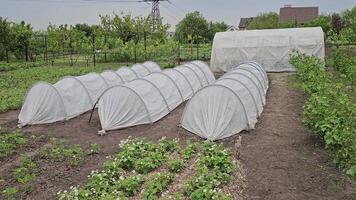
(279, 6, 318, 23)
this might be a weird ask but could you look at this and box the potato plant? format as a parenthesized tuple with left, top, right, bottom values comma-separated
(0, 130, 27, 159)
(183, 140, 234, 200)
(11, 154, 37, 193)
(290, 52, 356, 177)
(141, 172, 174, 200)
(57, 138, 179, 199)
(57, 138, 236, 200)
(168, 159, 185, 173)
(41, 138, 84, 167)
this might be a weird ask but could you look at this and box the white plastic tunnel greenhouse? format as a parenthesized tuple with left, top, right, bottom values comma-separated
(211, 27, 325, 72)
(181, 61, 268, 140)
(18, 61, 161, 126)
(97, 60, 215, 134)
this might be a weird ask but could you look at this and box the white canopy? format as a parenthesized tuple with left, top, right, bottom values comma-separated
(181, 61, 267, 140)
(18, 61, 162, 126)
(98, 61, 215, 134)
(211, 27, 325, 72)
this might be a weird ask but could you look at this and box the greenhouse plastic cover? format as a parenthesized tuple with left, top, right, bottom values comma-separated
(18, 61, 161, 126)
(211, 27, 325, 72)
(181, 61, 268, 140)
(98, 61, 215, 134)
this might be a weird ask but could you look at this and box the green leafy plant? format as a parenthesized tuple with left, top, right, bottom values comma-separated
(183, 140, 234, 199)
(182, 140, 197, 161)
(87, 143, 101, 155)
(118, 175, 145, 197)
(42, 138, 84, 167)
(0, 130, 27, 158)
(12, 155, 37, 192)
(134, 151, 166, 174)
(142, 172, 174, 200)
(290, 52, 356, 177)
(2, 187, 18, 200)
(158, 137, 179, 153)
(168, 159, 185, 173)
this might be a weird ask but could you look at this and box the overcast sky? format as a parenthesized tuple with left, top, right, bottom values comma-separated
(0, 0, 355, 30)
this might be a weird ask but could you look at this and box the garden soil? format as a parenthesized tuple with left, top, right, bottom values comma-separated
(0, 73, 354, 199)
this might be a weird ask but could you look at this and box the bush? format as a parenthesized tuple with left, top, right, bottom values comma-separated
(331, 48, 356, 86)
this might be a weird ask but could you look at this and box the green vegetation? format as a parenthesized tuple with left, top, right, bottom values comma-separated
(247, 6, 356, 44)
(41, 138, 84, 167)
(142, 172, 174, 200)
(2, 187, 18, 200)
(118, 174, 145, 197)
(289, 52, 356, 178)
(175, 11, 227, 43)
(330, 48, 356, 89)
(168, 159, 185, 173)
(12, 154, 37, 192)
(0, 130, 27, 158)
(182, 140, 198, 161)
(87, 143, 101, 155)
(57, 138, 235, 199)
(0, 11, 216, 69)
(0, 61, 45, 72)
(183, 140, 234, 200)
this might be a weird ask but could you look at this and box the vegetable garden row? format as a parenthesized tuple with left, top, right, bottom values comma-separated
(289, 50, 356, 177)
(0, 127, 238, 200)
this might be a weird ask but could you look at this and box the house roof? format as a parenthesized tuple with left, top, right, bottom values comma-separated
(226, 25, 238, 31)
(239, 17, 254, 29)
(279, 6, 318, 23)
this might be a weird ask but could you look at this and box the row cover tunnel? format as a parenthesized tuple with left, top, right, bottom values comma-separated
(97, 61, 215, 134)
(18, 61, 162, 126)
(181, 61, 268, 140)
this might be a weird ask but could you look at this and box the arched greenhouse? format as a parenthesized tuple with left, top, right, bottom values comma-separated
(18, 61, 162, 126)
(97, 61, 215, 134)
(181, 61, 268, 140)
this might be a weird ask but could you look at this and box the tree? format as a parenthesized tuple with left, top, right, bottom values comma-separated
(303, 15, 332, 37)
(74, 23, 95, 37)
(331, 13, 343, 34)
(0, 17, 12, 62)
(247, 12, 279, 30)
(11, 21, 33, 62)
(341, 6, 356, 43)
(99, 13, 169, 44)
(175, 11, 209, 43)
(207, 21, 228, 41)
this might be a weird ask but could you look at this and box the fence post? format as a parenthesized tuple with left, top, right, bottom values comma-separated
(44, 34, 48, 64)
(5, 48, 9, 63)
(104, 34, 107, 63)
(134, 41, 137, 64)
(177, 39, 181, 65)
(196, 42, 199, 60)
(144, 31, 147, 60)
(92, 35, 96, 67)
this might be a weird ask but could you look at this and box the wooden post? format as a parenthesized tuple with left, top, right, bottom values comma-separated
(92, 35, 96, 67)
(144, 31, 147, 60)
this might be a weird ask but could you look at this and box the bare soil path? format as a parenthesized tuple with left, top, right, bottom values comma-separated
(240, 73, 355, 200)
